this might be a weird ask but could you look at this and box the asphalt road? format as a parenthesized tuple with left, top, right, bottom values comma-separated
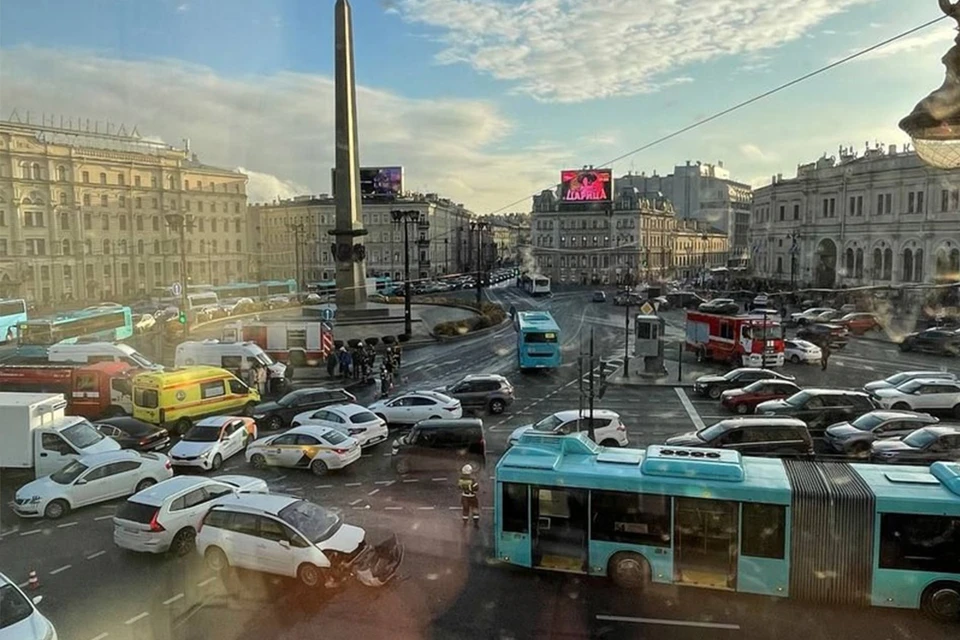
(2, 286, 959, 640)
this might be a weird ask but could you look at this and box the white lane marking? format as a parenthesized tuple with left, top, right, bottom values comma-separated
(89, 633, 110, 640)
(344, 482, 362, 487)
(448, 506, 461, 510)
(18, 581, 29, 589)
(382, 453, 393, 457)
(402, 478, 418, 483)
(49, 564, 72, 575)
(367, 489, 380, 496)
(349, 498, 363, 506)
(287, 486, 303, 492)
(86, 550, 106, 560)
(675, 388, 706, 431)
(163, 593, 184, 606)
(273, 475, 287, 482)
(19, 529, 42, 537)
(417, 506, 435, 510)
(385, 506, 403, 510)
(431, 477, 447, 482)
(57, 521, 78, 529)
(374, 480, 395, 486)
(124, 612, 149, 625)
(596, 615, 740, 630)
(94, 515, 114, 521)
(315, 484, 333, 489)
(197, 576, 217, 588)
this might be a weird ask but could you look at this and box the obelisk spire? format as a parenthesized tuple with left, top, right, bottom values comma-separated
(329, 0, 368, 306)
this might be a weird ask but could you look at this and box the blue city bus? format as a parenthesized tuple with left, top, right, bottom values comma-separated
(307, 280, 337, 296)
(17, 306, 135, 345)
(494, 433, 960, 622)
(0, 298, 28, 343)
(260, 279, 298, 298)
(516, 311, 561, 370)
(213, 282, 261, 301)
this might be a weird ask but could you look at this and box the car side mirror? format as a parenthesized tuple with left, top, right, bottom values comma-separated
(75, 479, 87, 485)
(32, 595, 43, 605)
(278, 539, 290, 549)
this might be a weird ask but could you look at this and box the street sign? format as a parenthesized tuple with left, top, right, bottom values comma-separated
(321, 307, 334, 321)
(171, 282, 182, 297)
(640, 301, 654, 315)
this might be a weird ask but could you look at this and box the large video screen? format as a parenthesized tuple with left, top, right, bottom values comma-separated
(560, 169, 613, 203)
(360, 167, 403, 197)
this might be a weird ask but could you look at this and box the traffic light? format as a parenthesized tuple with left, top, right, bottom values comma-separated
(178, 311, 187, 324)
(598, 360, 608, 399)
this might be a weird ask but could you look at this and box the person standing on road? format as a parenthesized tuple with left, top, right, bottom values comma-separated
(458, 465, 480, 528)
(326, 350, 338, 378)
(821, 343, 831, 371)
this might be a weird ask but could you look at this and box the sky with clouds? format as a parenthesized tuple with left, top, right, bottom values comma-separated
(0, 0, 954, 213)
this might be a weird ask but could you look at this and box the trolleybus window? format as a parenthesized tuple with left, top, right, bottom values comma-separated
(590, 491, 670, 547)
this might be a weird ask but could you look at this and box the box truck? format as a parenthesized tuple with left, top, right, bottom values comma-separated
(0, 392, 121, 477)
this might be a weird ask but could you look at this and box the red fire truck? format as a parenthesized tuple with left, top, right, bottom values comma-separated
(222, 321, 334, 366)
(685, 310, 785, 367)
(0, 361, 136, 419)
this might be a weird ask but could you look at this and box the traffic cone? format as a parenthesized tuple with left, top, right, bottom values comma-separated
(27, 571, 39, 590)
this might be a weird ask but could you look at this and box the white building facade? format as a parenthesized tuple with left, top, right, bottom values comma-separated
(749, 144, 960, 289)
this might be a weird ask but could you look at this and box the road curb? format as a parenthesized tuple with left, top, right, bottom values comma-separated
(432, 316, 512, 343)
(610, 378, 697, 389)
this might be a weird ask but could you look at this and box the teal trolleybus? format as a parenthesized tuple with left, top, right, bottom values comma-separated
(18, 306, 135, 346)
(516, 311, 561, 370)
(494, 432, 960, 622)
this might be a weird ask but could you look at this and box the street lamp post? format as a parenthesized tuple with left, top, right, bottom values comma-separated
(286, 222, 306, 293)
(165, 212, 192, 333)
(444, 238, 448, 275)
(391, 210, 420, 337)
(470, 220, 489, 307)
(789, 232, 801, 290)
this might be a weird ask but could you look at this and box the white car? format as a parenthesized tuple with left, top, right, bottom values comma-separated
(0, 571, 58, 640)
(864, 371, 958, 394)
(790, 307, 834, 325)
(291, 403, 389, 448)
(752, 293, 769, 308)
(872, 378, 960, 412)
(367, 390, 462, 426)
(135, 313, 157, 333)
(784, 339, 821, 364)
(246, 425, 361, 476)
(13, 450, 173, 520)
(196, 493, 367, 587)
(113, 474, 267, 556)
(508, 409, 628, 448)
(168, 416, 257, 472)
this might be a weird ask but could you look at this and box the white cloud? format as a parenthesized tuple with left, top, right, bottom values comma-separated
(0, 46, 571, 213)
(238, 168, 310, 204)
(176, 3, 189, 13)
(395, 0, 873, 103)
(739, 143, 775, 162)
(852, 25, 955, 61)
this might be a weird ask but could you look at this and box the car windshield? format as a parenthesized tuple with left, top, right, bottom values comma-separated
(884, 373, 910, 385)
(276, 392, 300, 407)
(182, 425, 221, 442)
(0, 584, 34, 630)
(851, 414, 886, 431)
(786, 391, 811, 407)
(278, 500, 342, 543)
(697, 424, 726, 442)
(350, 411, 378, 424)
(742, 381, 766, 392)
(724, 370, 747, 381)
(903, 429, 939, 449)
(322, 430, 349, 445)
(533, 415, 564, 432)
(51, 460, 88, 485)
(896, 380, 923, 393)
(61, 420, 105, 449)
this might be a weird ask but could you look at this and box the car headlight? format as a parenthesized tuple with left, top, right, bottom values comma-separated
(253, 414, 265, 419)
(40, 620, 55, 640)
(199, 450, 212, 458)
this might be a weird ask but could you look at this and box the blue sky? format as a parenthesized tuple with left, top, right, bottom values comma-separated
(0, 0, 954, 212)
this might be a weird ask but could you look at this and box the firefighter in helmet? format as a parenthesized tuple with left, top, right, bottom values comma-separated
(458, 464, 480, 528)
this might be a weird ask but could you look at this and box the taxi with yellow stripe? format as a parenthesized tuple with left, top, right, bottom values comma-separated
(132, 366, 260, 436)
(244, 424, 361, 476)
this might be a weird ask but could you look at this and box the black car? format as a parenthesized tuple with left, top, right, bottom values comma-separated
(252, 387, 357, 431)
(796, 323, 849, 350)
(698, 298, 740, 315)
(391, 418, 486, 475)
(665, 417, 813, 457)
(664, 291, 706, 310)
(94, 416, 170, 451)
(871, 425, 960, 464)
(824, 410, 940, 457)
(756, 389, 877, 437)
(694, 367, 796, 400)
(899, 329, 960, 356)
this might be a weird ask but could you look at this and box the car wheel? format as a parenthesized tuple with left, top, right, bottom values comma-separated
(171, 528, 197, 557)
(608, 552, 650, 589)
(310, 460, 328, 476)
(250, 453, 267, 470)
(489, 399, 506, 415)
(850, 442, 871, 459)
(921, 582, 960, 622)
(891, 402, 910, 411)
(136, 478, 157, 493)
(429, 415, 441, 420)
(708, 387, 721, 400)
(44, 499, 69, 520)
(735, 403, 749, 415)
(175, 418, 192, 437)
(790, 354, 801, 364)
(205, 546, 229, 573)
(298, 563, 324, 588)
(953, 404, 960, 419)
(266, 415, 284, 431)
(210, 454, 223, 471)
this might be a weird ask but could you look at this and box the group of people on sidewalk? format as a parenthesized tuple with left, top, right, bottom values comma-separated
(324, 343, 403, 398)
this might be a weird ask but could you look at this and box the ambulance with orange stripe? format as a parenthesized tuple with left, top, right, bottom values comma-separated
(131, 366, 260, 436)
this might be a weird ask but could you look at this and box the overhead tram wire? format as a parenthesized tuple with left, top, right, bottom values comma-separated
(484, 14, 951, 217)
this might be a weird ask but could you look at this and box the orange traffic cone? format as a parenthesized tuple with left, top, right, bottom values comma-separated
(27, 571, 38, 590)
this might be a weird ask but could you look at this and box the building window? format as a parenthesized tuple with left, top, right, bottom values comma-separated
(234, 203, 240, 213)
(152, 198, 159, 209)
(103, 239, 111, 254)
(56, 166, 67, 181)
(82, 171, 90, 183)
(942, 189, 949, 212)
(62, 239, 71, 255)
(99, 172, 107, 185)
(135, 175, 141, 187)
(119, 214, 127, 231)
(908, 192, 916, 213)
(59, 192, 67, 205)
(915, 249, 924, 282)
(234, 220, 240, 233)
(235, 239, 241, 252)
(137, 239, 144, 254)
(198, 218, 204, 232)
(153, 240, 160, 254)
(84, 213, 92, 230)
(845, 248, 854, 275)
(168, 176, 175, 190)
(31, 163, 41, 180)
(83, 194, 91, 207)
(25, 239, 46, 256)
(793, 204, 799, 220)
(185, 180, 190, 190)
(198, 201, 204, 213)
(101, 215, 110, 231)
(855, 248, 864, 279)
(117, 173, 125, 186)
(152, 216, 160, 231)
(211, 218, 216, 232)
(917, 191, 925, 213)
(0, 239, 6, 256)
(884, 247, 893, 280)
(151, 176, 158, 188)
(135, 197, 142, 209)
(119, 195, 126, 208)
(779, 205, 785, 221)
(185, 200, 191, 211)
(100, 194, 108, 207)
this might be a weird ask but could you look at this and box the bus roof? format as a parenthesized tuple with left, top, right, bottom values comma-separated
(498, 433, 960, 509)
(134, 365, 231, 387)
(516, 311, 560, 332)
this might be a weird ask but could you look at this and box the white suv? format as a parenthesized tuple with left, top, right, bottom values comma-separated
(508, 410, 628, 448)
(196, 493, 367, 588)
(872, 378, 960, 414)
(113, 475, 267, 556)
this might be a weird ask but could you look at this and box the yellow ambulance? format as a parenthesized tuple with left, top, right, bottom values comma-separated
(132, 366, 260, 435)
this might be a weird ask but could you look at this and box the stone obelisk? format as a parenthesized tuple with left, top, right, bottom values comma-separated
(328, 0, 368, 307)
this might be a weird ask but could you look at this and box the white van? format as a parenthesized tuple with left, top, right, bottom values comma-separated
(47, 342, 161, 370)
(175, 340, 287, 384)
